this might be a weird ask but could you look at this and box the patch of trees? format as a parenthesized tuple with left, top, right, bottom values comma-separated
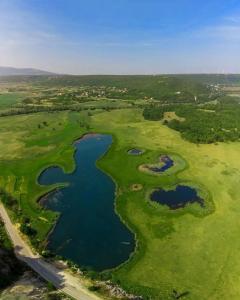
(38, 121, 49, 129)
(143, 106, 165, 121)
(0, 189, 39, 247)
(20, 217, 37, 237)
(0, 188, 19, 212)
(143, 103, 240, 144)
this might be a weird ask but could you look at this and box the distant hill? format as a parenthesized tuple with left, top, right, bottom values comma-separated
(0, 66, 56, 76)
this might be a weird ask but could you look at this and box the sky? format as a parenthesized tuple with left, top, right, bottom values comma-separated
(1, 0, 240, 74)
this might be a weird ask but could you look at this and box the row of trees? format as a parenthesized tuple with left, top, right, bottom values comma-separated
(0, 103, 133, 118)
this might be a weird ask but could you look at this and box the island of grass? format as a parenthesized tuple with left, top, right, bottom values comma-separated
(139, 153, 186, 176)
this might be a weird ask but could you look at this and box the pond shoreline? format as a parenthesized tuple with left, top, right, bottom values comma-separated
(37, 133, 135, 271)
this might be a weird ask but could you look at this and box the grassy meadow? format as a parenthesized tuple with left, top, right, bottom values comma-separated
(0, 93, 25, 108)
(0, 77, 240, 300)
(92, 109, 240, 300)
(0, 88, 240, 299)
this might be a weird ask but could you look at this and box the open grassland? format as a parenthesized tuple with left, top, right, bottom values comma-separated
(0, 92, 25, 108)
(1, 107, 240, 299)
(92, 109, 240, 300)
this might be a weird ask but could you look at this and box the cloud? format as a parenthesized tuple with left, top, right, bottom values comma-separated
(197, 13, 240, 41)
(224, 15, 240, 24)
(1, 1, 240, 73)
(0, 1, 60, 48)
(203, 25, 240, 40)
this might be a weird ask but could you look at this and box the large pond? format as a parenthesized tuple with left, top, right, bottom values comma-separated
(150, 185, 204, 210)
(39, 134, 135, 271)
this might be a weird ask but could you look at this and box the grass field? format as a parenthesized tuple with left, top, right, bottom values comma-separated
(0, 92, 25, 108)
(1, 106, 240, 299)
(92, 109, 240, 300)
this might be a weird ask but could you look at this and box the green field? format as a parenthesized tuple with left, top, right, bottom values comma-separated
(0, 76, 240, 299)
(0, 93, 25, 108)
(93, 109, 240, 299)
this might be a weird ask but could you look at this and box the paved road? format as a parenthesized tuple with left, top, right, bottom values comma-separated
(0, 203, 102, 300)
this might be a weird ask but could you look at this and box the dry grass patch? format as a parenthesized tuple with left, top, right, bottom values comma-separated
(162, 111, 185, 123)
(130, 184, 143, 191)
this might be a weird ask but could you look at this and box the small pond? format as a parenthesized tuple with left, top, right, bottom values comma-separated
(148, 155, 174, 173)
(39, 134, 135, 271)
(150, 185, 204, 210)
(128, 148, 143, 155)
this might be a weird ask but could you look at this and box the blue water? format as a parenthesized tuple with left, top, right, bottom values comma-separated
(150, 185, 204, 210)
(148, 155, 174, 173)
(39, 134, 135, 271)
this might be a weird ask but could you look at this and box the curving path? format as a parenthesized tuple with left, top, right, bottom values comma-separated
(0, 203, 102, 300)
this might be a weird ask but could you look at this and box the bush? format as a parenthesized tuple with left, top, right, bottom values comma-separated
(88, 285, 101, 292)
(47, 281, 56, 292)
(20, 223, 37, 237)
(47, 293, 63, 300)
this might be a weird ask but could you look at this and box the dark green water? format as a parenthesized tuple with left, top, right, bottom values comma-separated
(39, 134, 135, 271)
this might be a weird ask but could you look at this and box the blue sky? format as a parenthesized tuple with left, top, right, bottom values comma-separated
(1, 0, 240, 74)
